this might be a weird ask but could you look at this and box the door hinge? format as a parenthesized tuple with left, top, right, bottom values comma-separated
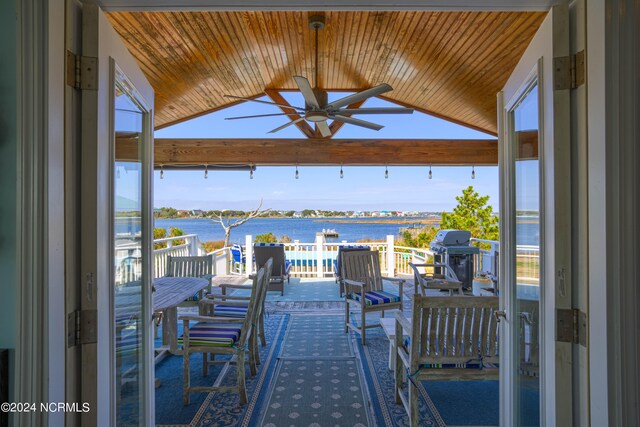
(66, 50, 98, 90)
(67, 309, 98, 348)
(556, 308, 587, 347)
(554, 50, 585, 90)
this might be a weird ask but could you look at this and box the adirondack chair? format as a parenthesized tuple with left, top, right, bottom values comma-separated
(409, 262, 464, 296)
(165, 254, 214, 303)
(394, 295, 499, 426)
(342, 250, 405, 345)
(254, 243, 291, 295)
(179, 263, 270, 405)
(333, 245, 370, 297)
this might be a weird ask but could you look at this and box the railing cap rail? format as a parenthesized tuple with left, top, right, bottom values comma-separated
(154, 233, 198, 243)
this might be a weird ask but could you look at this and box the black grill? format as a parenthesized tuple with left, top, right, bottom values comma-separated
(430, 230, 479, 289)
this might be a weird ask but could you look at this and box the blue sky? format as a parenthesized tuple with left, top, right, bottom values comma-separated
(154, 92, 499, 212)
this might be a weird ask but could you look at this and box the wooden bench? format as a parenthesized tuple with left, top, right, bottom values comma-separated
(394, 295, 499, 426)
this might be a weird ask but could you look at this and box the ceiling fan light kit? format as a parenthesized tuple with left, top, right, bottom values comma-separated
(224, 15, 413, 136)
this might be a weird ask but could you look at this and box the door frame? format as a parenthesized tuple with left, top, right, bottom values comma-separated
(18, 0, 639, 425)
(108, 58, 156, 424)
(80, 4, 155, 425)
(499, 63, 545, 426)
(498, 5, 572, 425)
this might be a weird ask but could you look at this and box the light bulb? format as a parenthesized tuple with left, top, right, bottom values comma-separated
(295, 166, 299, 179)
(471, 166, 476, 179)
(160, 165, 164, 179)
(249, 169, 254, 179)
(428, 165, 432, 180)
(340, 165, 344, 179)
(204, 165, 208, 179)
(385, 165, 389, 179)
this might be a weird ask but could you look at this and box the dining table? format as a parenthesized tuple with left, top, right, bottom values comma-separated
(115, 275, 212, 359)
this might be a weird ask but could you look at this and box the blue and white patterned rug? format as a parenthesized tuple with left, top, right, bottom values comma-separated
(354, 327, 500, 427)
(153, 314, 288, 426)
(252, 314, 372, 427)
(231, 278, 344, 302)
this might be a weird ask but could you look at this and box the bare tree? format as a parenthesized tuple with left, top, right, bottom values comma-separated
(215, 199, 271, 247)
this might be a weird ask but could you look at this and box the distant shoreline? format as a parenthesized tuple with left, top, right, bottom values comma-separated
(314, 218, 440, 225)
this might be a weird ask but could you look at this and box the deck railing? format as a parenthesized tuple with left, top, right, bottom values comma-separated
(130, 233, 505, 285)
(235, 235, 500, 280)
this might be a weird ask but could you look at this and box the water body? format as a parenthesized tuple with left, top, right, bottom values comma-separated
(153, 217, 539, 245)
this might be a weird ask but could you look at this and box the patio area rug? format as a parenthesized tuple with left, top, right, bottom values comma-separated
(232, 278, 344, 302)
(248, 314, 373, 427)
(355, 326, 501, 427)
(153, 314, 288, 426)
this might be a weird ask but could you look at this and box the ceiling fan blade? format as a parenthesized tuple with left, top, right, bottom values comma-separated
(316, 121, 332, 138)
(293, 76, 320, 109)
(224, 95, 305, 111)
(268, 117, 305, 134)
(326, 84, 393, 110)
(330, 115, 384, 131)
(225, 113, 300, 120)
(336, 107, 414, 115)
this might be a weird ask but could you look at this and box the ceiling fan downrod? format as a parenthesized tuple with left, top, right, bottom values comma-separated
(309, 15, 325, 88)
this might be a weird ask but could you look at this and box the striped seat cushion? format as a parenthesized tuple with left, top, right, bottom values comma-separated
(402, 336, 499, 370)
(178, 322, 242, 347)
(348, 290, 400, 306)
(214, 304, 248, 318)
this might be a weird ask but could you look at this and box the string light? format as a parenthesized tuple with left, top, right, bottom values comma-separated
(204, 164, 208, 179)
(471, 165, 476, 179)
(385, 164, 389, 179)
(428, 165, 433, 180)
(160, 165, 164, 179)
(340, 164, 344, 179)
(249, 167, 254, 179)
(295, 165, 299, 179)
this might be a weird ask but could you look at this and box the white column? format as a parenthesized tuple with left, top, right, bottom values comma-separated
(316, 233, 325, 278)
(244, 235, 253, 277)
(386, 235, 395, 277)
(189, 235, 199, 256)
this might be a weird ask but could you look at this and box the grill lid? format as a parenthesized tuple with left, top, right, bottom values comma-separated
(433, 229, 472, 246)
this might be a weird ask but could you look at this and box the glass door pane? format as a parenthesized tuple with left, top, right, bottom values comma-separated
(113, 69, 147, 425)
(512, 82, 540, 426)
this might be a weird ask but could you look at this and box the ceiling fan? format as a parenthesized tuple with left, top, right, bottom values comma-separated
(224, 15, 414, 137)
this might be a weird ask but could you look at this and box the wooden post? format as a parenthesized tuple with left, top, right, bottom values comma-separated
(244, 235, 253, 277)
(316, 233, 325, 278)
(386, 235, 395, 277)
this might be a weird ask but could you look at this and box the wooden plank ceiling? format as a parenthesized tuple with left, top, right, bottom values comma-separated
(106, 11, 545, 135)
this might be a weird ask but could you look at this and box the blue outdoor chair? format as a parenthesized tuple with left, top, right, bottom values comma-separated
(231, 244, 246, 274)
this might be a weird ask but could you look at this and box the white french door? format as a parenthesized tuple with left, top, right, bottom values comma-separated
(498, 5, 571, 426)
(79, 4, 155, 426)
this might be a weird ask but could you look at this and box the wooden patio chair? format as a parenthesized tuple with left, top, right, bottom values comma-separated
(409, 262, 464, 296)
(253, 243, 291, 296)
(333, 245, 370, 297)
(342, 250, 405, 345)
(201, 258, 272, 354)
(394, 295, 499, 426)
(179, 263, 269, 405)
(165, 254, 214, 304)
